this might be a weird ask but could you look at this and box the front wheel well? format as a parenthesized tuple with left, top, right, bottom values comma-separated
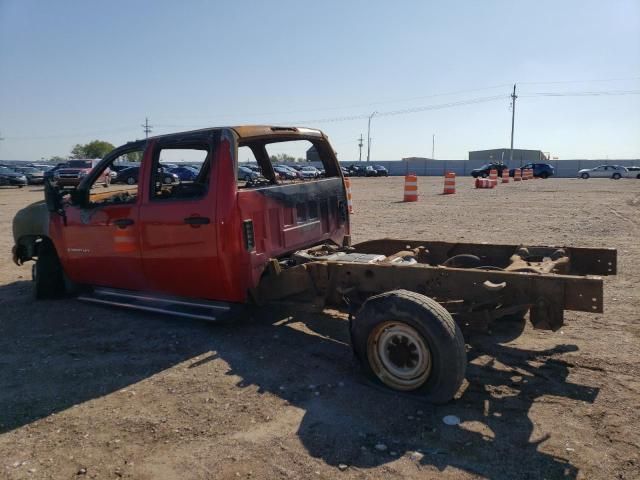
(14, 235, 56, 265)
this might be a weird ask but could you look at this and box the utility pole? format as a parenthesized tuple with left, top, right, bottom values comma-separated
(367, 111, 378, 162)
(142, 117, 153, 138)
(509, 84, 517, 165)
(358, 134, 363, 162)
(432, 134, 435, 159)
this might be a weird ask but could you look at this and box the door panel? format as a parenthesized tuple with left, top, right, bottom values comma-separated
(61, 203, 144, 290)
(138, 139, 218, 299)
(138, 199, 217, 298)
(59, 144, 147, 290)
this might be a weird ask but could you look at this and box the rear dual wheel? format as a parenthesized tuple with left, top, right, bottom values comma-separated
(351, 290, 466, 404)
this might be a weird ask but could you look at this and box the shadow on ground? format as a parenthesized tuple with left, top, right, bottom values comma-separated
(0, 280, 597, 478)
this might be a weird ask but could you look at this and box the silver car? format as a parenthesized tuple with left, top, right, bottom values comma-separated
(578, 165, 629, 180)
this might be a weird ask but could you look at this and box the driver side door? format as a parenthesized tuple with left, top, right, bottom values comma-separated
(60, 144, 148, 291)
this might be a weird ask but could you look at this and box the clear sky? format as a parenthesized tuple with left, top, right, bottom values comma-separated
(1, 0, 639, 161)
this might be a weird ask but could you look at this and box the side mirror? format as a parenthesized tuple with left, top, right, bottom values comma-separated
(44, 180, 62, 213)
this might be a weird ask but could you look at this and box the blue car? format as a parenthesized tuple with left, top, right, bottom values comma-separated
(509, 163, 555, 179)
(169, 166, 199, 181)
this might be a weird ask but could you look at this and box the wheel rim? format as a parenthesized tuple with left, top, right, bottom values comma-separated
(127, 177, 135, 185)
(367, 321, 432, 391)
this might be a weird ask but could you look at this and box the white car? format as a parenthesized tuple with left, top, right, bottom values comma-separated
(578, 165, 629, 180)
(626, 166, 640, 179)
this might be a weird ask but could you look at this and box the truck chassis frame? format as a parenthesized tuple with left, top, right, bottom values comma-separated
(257, 239, 616, 332)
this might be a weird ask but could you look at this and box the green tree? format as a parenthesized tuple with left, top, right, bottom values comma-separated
(125, 151, 143, 162)
(70, 140, 115, 159)
(49, 155, 67, 163)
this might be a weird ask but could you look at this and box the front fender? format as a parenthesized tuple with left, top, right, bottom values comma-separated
(12, 201, 51, 264)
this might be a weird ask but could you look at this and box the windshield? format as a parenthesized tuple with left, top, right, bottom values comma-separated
(0, 167, 15, 174)
(67, 160, 92, 168)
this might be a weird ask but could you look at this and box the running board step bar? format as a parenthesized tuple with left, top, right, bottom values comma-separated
(78, 287, 233, 322)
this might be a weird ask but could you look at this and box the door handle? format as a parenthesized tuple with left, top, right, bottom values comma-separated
(113, 218, 134, 229)
(184, 216, 210, 226)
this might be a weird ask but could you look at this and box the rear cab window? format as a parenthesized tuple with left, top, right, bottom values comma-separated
(236, 138, 338, 190)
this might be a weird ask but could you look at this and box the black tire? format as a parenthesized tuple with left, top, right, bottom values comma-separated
(33, 239, 65, 299)
(163, 176, 173, 184)
(612, 173, 621, 180)
(540, 172, 549, 179)
(126, 176, 136, 185)
(581, 173, 589, 179)
(481, 173, 488, 178)
(351, 290, 466, 404)
(636, 174, 640, 179)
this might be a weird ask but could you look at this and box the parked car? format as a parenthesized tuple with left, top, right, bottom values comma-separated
(509, 163, 555, 179)
(372, 164, 389, 177)
(43, 163, 69, 182)
(114, 166, 179, 185)
(578, 165, 629, 179)
(298, 166, 321, 179)
(169, 166, 199, 182)
(341, 166, 350, 177)
(27, 163, 56, 171)
(273, 165, 299, 180)
(11, 166, 45, 184)
(347, 164, 377, 177)
(238, 165, 260, 182)
(53, 159, 110, 188)
(0, 166, 28, 187)
(114, 167, 141, 185)
(626, 166, 640, 179)
(470, 162, 508, 178)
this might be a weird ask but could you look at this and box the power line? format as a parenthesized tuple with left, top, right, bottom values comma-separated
(151, 83, 514, 125)
(521, 89, 640, 97)
(4, 87, 640, 141)
(519, 75, 640, 86)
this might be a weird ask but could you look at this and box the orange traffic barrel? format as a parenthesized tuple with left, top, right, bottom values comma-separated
(522, 168, 529, 180)
(501, 168, 509, 183)
(513, 168, 521, 181)
(404, 174, 418, 202)
(475, 178, 494, 189)
(443, 172, 456, 194)
(344, 177, 354, 213)
(113, 227, 137, 253)
(489, 169, 498, 187)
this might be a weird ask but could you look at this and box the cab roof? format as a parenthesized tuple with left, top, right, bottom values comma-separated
(147, 125, 325, 141)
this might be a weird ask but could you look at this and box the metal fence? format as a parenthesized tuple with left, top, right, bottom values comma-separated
(331, 159, 640, 178)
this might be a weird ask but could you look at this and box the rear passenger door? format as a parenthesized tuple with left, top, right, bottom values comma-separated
(138, 135, 219, 299)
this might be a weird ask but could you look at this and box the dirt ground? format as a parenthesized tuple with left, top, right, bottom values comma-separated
(0, 177, 639, 480)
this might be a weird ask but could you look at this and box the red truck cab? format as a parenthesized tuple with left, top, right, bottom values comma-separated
(42, 126, 349, 302)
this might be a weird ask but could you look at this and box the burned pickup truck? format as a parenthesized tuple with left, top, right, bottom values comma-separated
(12, 126, 616, 403)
